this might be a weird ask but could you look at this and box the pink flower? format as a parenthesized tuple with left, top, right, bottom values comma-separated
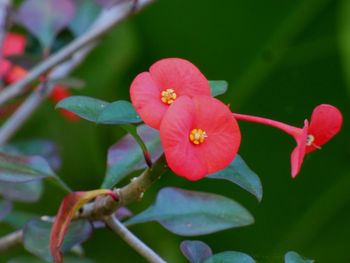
(160, 96, 241, 181)
(290, 104, 342, 177)
(233, 104, 343, 178)
(0, 33, 78, 122)
(0, 33, 27, 83)
(130, 58, 211, 129)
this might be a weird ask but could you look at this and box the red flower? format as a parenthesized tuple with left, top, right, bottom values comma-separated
(0, 33, 27, 83)
(160, 96, 241, 181)
(233, 104, 343, 178)
(290, 104, 342, 177)
(130, 58, 211, 129)
(0, 33, 78, 121)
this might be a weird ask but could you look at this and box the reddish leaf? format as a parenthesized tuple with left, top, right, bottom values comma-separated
(50, 189, 117, 263)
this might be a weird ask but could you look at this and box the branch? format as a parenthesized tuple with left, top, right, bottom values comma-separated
(0, 0, 154, 144)
(104, 216, 166, 263)
(0, 43, 95, 144)
(0, 156, 167, 253)
(78, 155, 167, 219)
(0, 0, 154, 106)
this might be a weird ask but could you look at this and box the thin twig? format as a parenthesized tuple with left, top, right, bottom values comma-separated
(0, 0, 154, 144)
(0, 0, 154, 106)
(104, 216, 167, 263)
(0, 43, 95, 144)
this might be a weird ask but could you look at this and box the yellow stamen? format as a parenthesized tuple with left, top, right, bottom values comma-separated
(306, 134, 315, 146)
(161, 88, 177, 105)
(189, 128, 208, 145)
(306, 134, 322, 149)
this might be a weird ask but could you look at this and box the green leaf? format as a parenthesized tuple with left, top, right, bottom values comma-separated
(0, 152, 70, 192)
(2, 211, 39, 229)
(1, 139, 61, 171)
(207, 155, 263, 202)
(180, 240, 212, 263)
(56, 96, 141, 126)
(98, 101, 142, 124)
(23, 219, 93, 262)
(69, 0, 102, 36)
(209, 80, 228, 97)
(285, 251, 314, 263)
(102, 124, 162, 188)
(0, 199, 12, 221)
(203, 251, 256, 263)
(0, 152, 55, 183)
(16, 0, 75, 48)
(0, 180, 43, 203)
(56, 96, 110, 123)
(125, 187, 254, 236)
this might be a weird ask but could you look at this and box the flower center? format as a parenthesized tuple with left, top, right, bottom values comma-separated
(189, 128, 208, 145)
(161, 88, 177, 105)
(306, 134, 315, 146)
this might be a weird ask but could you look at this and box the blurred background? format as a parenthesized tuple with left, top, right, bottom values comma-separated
(1, 0, 350, 262)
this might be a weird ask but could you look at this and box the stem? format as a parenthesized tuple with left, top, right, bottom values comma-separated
(0, 0, 154, 106)
(122, 124, 152, 167)
(0, 85, 44, 144)
(0, 156, 168, 252)
(79, 155, 167, 219)
(104, 216, 166, 263)
(233, 113, 301, 137)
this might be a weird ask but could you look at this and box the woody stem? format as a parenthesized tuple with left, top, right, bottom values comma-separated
(233, 113, 300, 137)
(104, 216, 166, 263)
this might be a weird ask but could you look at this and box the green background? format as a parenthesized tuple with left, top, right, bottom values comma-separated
(2, 0, 350, 262)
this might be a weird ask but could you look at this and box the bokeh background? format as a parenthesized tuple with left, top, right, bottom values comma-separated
(1, 0, 350, 262)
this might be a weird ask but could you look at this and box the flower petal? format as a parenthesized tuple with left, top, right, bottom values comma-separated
(150, 58, 210, 98)
(291, 120, 308, 178)
(160, 96, 207, 180)
(306, 104, 343, 153)
(3, 33, 26, 56)
(5, 66, 27, 83)
(0, 60, 11, 77)
(193, 96, 241, 174)
(130, 72, 167, 129)
(160, 96, 241, 180)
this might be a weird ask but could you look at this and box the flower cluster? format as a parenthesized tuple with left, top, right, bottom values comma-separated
(131, 58, 241, 180)
(130, 58, 343, 180)
(0, 33, 78, 121)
